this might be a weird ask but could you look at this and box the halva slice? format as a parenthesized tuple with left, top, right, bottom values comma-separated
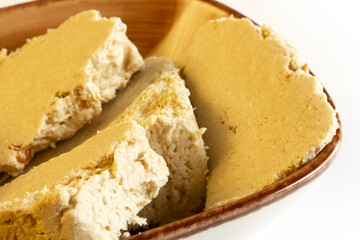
(111, 57, 208, 226)
(0, 121, 169, 240)
(0, 48, 7, 64)
(0, 10, 144, 177)
(178, 17, 338, 210)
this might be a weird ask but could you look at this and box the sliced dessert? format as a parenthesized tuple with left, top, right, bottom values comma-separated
(0, 10, 144, 177)
(111, 57, 208, 226)
(178, 17, 338, 210)
(0, 121, 169, 240)
(0, 48, 6, 64)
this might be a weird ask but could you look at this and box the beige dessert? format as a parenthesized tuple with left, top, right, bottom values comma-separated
(110, 57, 208, 226)
(0, 121, 169, 240)
(0, 48, 7, 64)
(178, 17, 338, 210)
(0, 10, 144, 177)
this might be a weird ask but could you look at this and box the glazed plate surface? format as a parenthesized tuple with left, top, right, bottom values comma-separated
(0, 0, 342, 239)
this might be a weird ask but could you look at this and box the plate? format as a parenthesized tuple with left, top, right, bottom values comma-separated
(0, 0, 342, 239)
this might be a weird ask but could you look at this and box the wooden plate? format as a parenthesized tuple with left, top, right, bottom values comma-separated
(0, 0, 342, 239)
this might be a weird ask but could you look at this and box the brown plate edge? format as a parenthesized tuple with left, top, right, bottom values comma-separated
(0, 0, 342, 239)
(128, 0, 343, 239)
(0, 0, 65, 14)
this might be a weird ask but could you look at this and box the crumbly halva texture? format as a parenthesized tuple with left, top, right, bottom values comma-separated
(178, 17, 338, 210)
(111, 57, 208, 226)
(0, 10, 144, 177)
(0, 121, 169, 240)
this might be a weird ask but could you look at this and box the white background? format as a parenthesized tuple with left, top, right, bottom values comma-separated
(1, 0, 359, 239)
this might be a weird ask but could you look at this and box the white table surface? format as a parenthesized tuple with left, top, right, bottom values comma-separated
(1, 0, 359, 239)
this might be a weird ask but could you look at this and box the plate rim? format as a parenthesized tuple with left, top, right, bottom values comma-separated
(0, 0, 342, 239)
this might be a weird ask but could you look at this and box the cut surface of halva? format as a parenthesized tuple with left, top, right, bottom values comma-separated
(178, 17, 338, 210)
(111, 57, 208, 226)
(0, 121, 168, 240)
(0, 10, 144, 177)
